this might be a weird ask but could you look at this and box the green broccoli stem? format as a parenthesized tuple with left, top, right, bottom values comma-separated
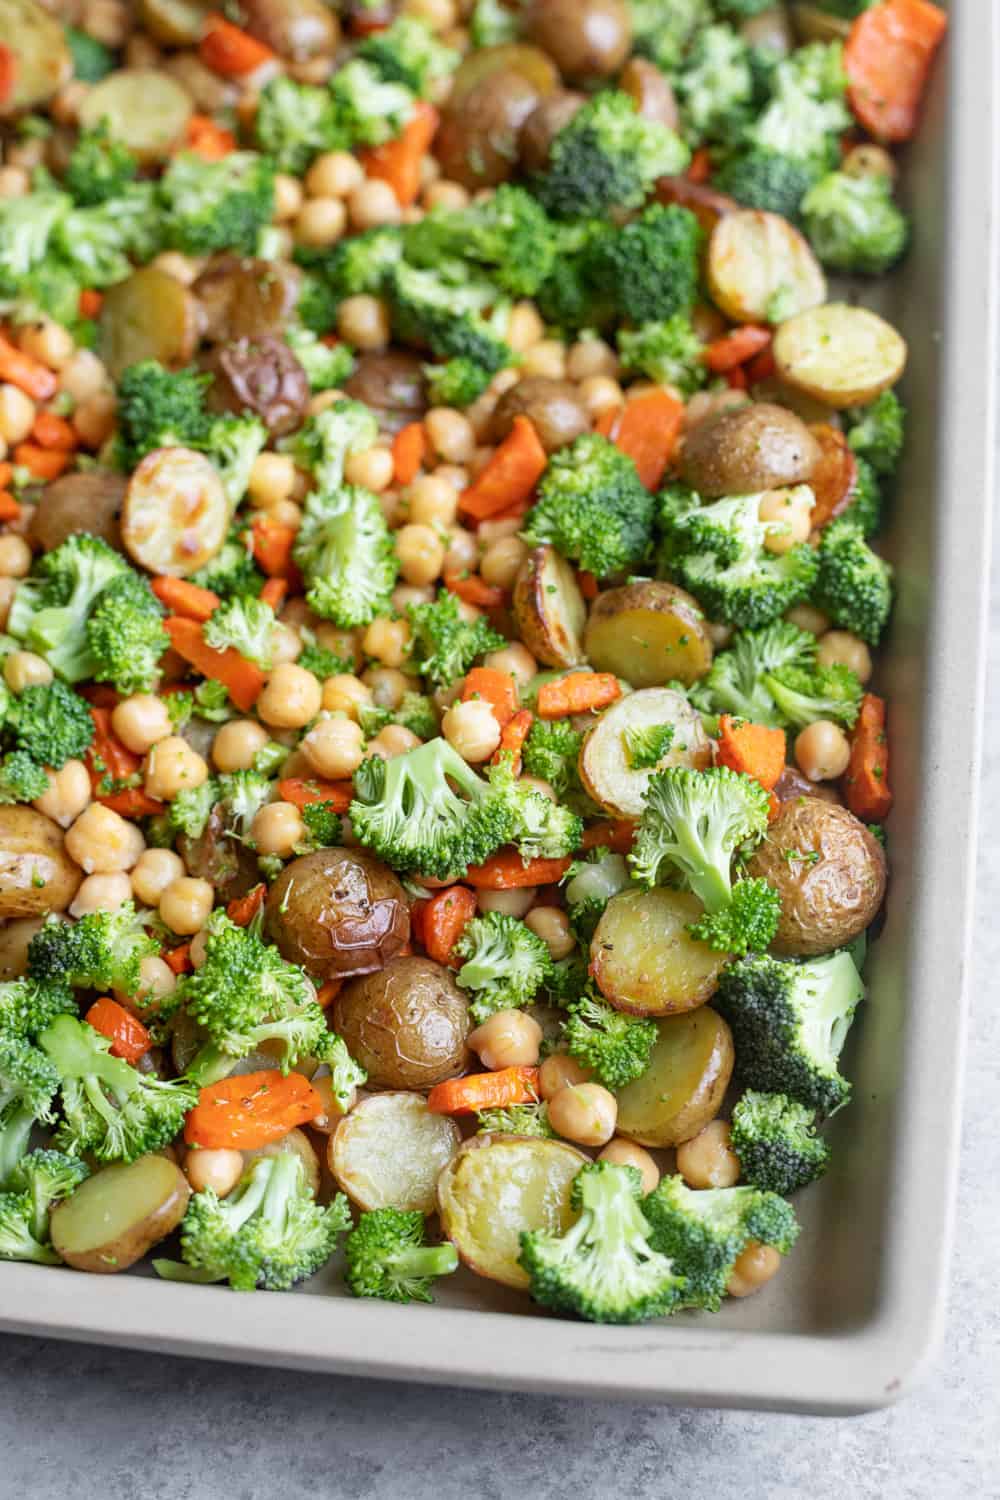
(185, 1043, 239, 1089)
(389, 1243, 459, 1281)
(151, 1258, 225, 1284)
(0, 1107, 36, 1186)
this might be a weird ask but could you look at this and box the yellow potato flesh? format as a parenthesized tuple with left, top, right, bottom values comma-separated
(331, 1092, 460, 1215)
(591, 888, 730, 1016)
(615, 1007, 734, 1148)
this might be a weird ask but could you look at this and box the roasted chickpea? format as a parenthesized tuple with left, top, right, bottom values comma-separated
(131, 847, 185, 906)
(248, 452, 296, 510)
(363, 666, 410, 710)
(817, 630, 873, 683)
(347, 181, 402, 232)
(406, 475, 458, 527)
(65, 803, 145, 874)
(212, 719, 271, 772)
(344, 445, 394, 492)
(362, 618, 410, 668)
(0, 534, 32, 578)
(396, 522, 446, 586)
(676, 1119, 741, 1190)
(480, 535, 528, 590)
(4, 651, 53, 691)
(547, 1081, 617, 1147)
(442, 698, 501, 762)
(252, 801, 305, 858)
(0, 385, 35, 446)
(476, 886, 536, 918)
(184, 1147, 244, 1198)
(322, 673, 373, 718)
(131, 954, 177, 1008)
(482, 642, 538, 688)
(338, 294, 391, 350)
(257, 663, 322, 729)
(306, 151, 364, 199)
(760, 487, 813, 554)
(786, 603, 830, 636)
(726, 1241, 783, 1298)
(144, 737, 209, 801)
(425, 408, 476, 465)
(69, 871, 133, 918)
(302, 715, 365, 779)
(368, 724, 421, 758)
(598, 1138, 660, 1194)
(538, 1051, 592, 1100)
(32, 760, 91, 829)
(112, 695, 172, 756)
(524, 905, 575, 960)
(160, 876, 214, 936)
(468, 1009, 543, 1070)
(794, 720, 852, 782)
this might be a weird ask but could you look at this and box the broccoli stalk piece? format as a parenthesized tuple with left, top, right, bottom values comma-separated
(713, 149, 820, 219)
(801, 168, 908, 275)
(203, 596, 276, 669)
(8, 533, 131, 683)
(389, 259, 513, 373)
(0, 1034, 59, 1186)
(64, 122, 137, 206)
(159, 150, 275, 256)
(407, 589, 505, 689)
(0, 751, 48, 804)
(813, 518, 893, 645)
(28, 905, 160, 999)
(357, 16, 459, 96)
(254, 76, 347, 174)
(477, 1101, 554, 1137)
(344, 1206, 459, 1303)
(730, 1089, 831, 1194)
(714, 949, 865, 1115)
(86, 570, 169, 695)
(159, 1153, 351, 1291)
(561, 994, 657, 1089)
(3, 681, 94, 768)
(6, 1148, 89, 1246)
(617, 315, 708, 398)
(283, 400, 379, 494)
(592, 203, 703, 326)
(535, 90, 689, 219)
(675, 23, 755, 144)
(403, 184, 556, 298)
(644, 1175, 799, 1312)
(329, 59, 416, 148)
(524, 432, 654, 578)
(453, 911, 553, 1022)
(629, 766, 778, 955)
(293, 484, 398, 628)
(114, 361, 210, 470)
(519, 1161, 685, 1323)
(285, 326, 356, 392)
(845, 390, 906, 477)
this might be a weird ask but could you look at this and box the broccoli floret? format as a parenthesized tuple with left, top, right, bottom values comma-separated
(218, 770, 275, 841)
(389, 259, 513, 373)
(746, 41, 850, 169)
(4, 681, 94, 768)
(628, 0, 712, 70)
(469, 0, 521, 46)
(8, 531, 132, 682)
(659, 489, 819, 628)
(293, 484, 397, 628)
(293, 270, 339, 335)
(564, 848, 634, 944)
(713, 149, 819, 219)
(764, 661, 863, 729)
(64, 26, 116, 83)
(423, 357, 493, 408)
(535, 90, 689, 219)
(0, 1188, 61, 1263)
(534, 217, 617, 333)
(115, 361, 210, 470)
(5, 257, 84, 333)
(309, 225, 405, 300)
(477, 1101, 554, 1137)
(344, 1206, 459, 1303)
(285, 326, 356, 392)
(63, 121, 137, 206)
(520, 1161, 685, 1323)
(624, 723, 676, 770)
(0, 751, 48, 804)
(51, 185, 162, 289)
(675, 24, 755, 145)
(522, 719, 585, 801)
(160, 150, 275, 256)
(203, 596, 276, 669)
(730, 1089, 830, 1194)
(813, 518, 892, 645)
(255, 76, 346, 174)
(358, 691, 438, 742)
(284, 400, 379, 495)
(644, 1174, 799, 1311)
(592, 203, 703, 326)
(301, 800, 342, 850)
(561, 994, 657, 1090)
(839, 454, 882, 538)
(295, 630, 352, 681)
(715, 949, 865, 1115)
(39, 1014, 196, 1163)
(524, 432, 654, 578)
(845, 390, 906, 478)
(0, 1033, 59, 1185)
(329, 59, 416, 148)
(692, 620, 816, 727)
(163, 779, 219, 840)
(617, 315, 707, 398)
(404, 184, 556, 298)
(189, 530, 262, 600)
(162, 1153, 351, 1291)
(357, 16, 459, 96)
(0, 189, 68, 296)
(407, 589, 505, 689)
(0, 976, 76, 1041)
(28, 904, 160, 999)
(5, 1148, 88, 1249)
(489, 754, 583, 860)
(454, 911, 553, 1022)
(801, 168, 908, 274)
(86, 570, 169, 695)
(192, 681, 233, 723)
(203, 414, 268, 509)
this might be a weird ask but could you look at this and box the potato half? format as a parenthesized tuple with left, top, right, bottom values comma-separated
(0, 807, 82, 920)
(583, 581, 712, 688)
(330, 1092, 461, 1215)
(707, 210, 826, 325)
(615, 1007, 734, 1147)
(591, 888, 730, 1017)
(80, 69, 192, 162)
(772, 303, 908, 408)
(513, 544, 586, 669)
(579, 687, 711, 818)
(50, 1155, 190, 1274)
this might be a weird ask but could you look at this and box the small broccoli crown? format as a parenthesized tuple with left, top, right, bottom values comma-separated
(660, 490, 819, 628)
(389, 259, 513, 372)
(839, 455, 882, 538)
(294, 271, 340, 335)
(747, 41, 850, 168)
(293, 484, 398, 629)
(629, 764, 771, 908)
(801, 169, 908, 275)
(357, 16, 459, 96)
(38, 1014, 197, 1163)
(7, 1147, 89, 1245)
(165, 779, 219, 840)
(524, 432, 654, 578)
(592, 203, 703, 326)
(9, 531, 132, 683)
(301, 800, 342, 850)
(488, 755, 584, 861)
(285, 400, 379, 494)
(730, 1089, 830, 1195)
(714, 949, 864, 1116)
(115, 361, 210, 469)
(203, 596, 276, 670)
(285, 326, 356, 392)
(310, 225, 406, 300)
(255, 75, 346, 174)
(86, 570, 169, 695)
(561, 994, 657, 1090)
(64, 121, 137, 206)
(179, 1152, 351, 1291)
(0, 189, 69, 297)
(763, 660, 863, 729)
(0, 1032, 60, 1160)
(423, 356, 494, 408)
(65, 26, 115, 82)
(536, 90, 690, 219)
(27, 905, 160, 1000)
(846, 390, 906, 478)
(534, 218, 618, 333)
(624, 723, 676, 771)
(469, 0, 520, 45)
(296, 630, 353, 681)
(189, 530, 263, 599)
(813, 519, 892, 645)
(692, 620, 816, 726)
(344, 1206, 459, 1303)
(644, 1174, 799, 1311)
(0, 751, 48, 805)
(520, 1161, 685, 1323)
(675, 23, 755, 144)
(522, 719, 585, 800)
(617, 315, 708, 397)
(713, 149, 820, 219)
(0, 976, 77, 1040)
(0, 1190, 61, 1264)
(404, 184, 556, 298)
(454, 912, 553, 1022)
(407, 589, 505, 689)
(477, 1101, 555, 1138)
(629, 0, 712, 71)
(687, 876, 781, 957)
(4, 681, 94, 768)
(50, 183, 162, 291)
(203, 415, 267, 508)
(329, 58, 417, 148)
(159, 150, 275, 256)
(217, 770, 274, 840)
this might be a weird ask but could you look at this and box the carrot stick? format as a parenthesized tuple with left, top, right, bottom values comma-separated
(251, 514, 297, 577)
(420, 884, 477, 967)
(185, 113, 237, 159)
(277, 775, 354, 813)
(78, 288, 104, 319)
(442, 571, 504, 609)
(581, 819, 636, 854)
(844, 692, 893, 821)
(0, 46, 16, 109)
(595, 405, 622, 440)
(31, 410, 78, 451)
(13, 443, 69, 480)
(608, 389, 684, 490)
(152, 575, 221, 622)
(226, 883, 266, 927)
(85, 998, 152, 1065)
(491, 707, 533, 772)
(358, 101, 439, 208)
(392, 421, 427, 486)
(164, 943, 193, 976)
(427, 1066, 540, 1116)
(199, 12, 276, 76)
(746, 345, 776, 384)
(464, 850, 571, 889)
(459, 416, 548, 521)
(0, 334, 57, 401)
(687, 146, 712, 184)
(260, 576, 287, 611)
(184, 1070, 323, 1149)
(165, 615, 265, 713)
(844, 0, 947, 143)
(726, 365, 748, 391)
(537, 671, 621, 719)
(85, 706, 166, 817)
(703, 325, 771, 374)
(576, 570, 599, 601)
(807, 424, 857, 530)
(715, 715, 787, 791)
(462, 666, 519, 727)
(316, 979, 343, 1010)
(0, 463, 12, 489)
(0, 492, 20, 522)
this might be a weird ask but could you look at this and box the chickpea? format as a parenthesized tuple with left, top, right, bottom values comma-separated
(506, 302, 546, 354)
(267, 498, 303, 529)
(402, 0, 456, 30)
(322, 673, 372, 718)
(422, 179, 469, 212)
(0, 578, 14, 630)
(32, 759, 91, 829)
(794, 720, 851, 782)
(362, 665, 409, 709)
(362, 617, 410, 668)
(519, 776, 555, 802)
(58, 349, 108, 405)
(476, 886, 536, 918)
(257, 662, 322, 729)
(442, 698, 501, 763)
(760, 488, 813, 554)
(336, 293, 391, 350)
(480, 535, 528, 590)
(309, 1071, 357, 1131)
(0, 534, 31, 579)
(131, 954, 177, 1008)
(843, 143, 896, 181)
(424, 408, 476, 466)
(0, 384, 35, 445)
(4, 651, 53, 692)
(272, 172, 304, 221)
(344, 445, 394, 492)
(482, 643, 537, 688)
(567, 338, 619, 382)
(726, 1241, 783, 1299)
(17, 319, 74, 371)
(252, 801, 305, 858)
(348, 180, 402, 231)
(150, 249, 202, 285)
(302, 715, 365, 779)
(406, 474, 458, 527)
(317, 623, 361, 666)
(817, 630, 873, 683)
(50, 80, 90, 127)
(0, 166, 29, 199)
(396, 522, 446, 586)
(392, 583, 434, 613)
(73, 392, 116, 450)
(676, 1119, 741, 1190)
(271, 621, 302, 665)
(294, 196, 347, 249)
(131, 847, 185, 907)
(368, 724, 421, 758)
(210, 719, 268, 773)
(520, 340, 567, 381)
(468, 1009, 543, 1071)
(786, 603, 830, 636)
(144, 737, 208, 801)
(65, 803, 145, 874)
(598, 1138, 660, 1195)
(112, 694, 172, 756)
(184, 1147, 244, 1198)
(538, 1052, 592, 1100)
(81, 0, 131, 47)
(578, 375, 623, 418)
(547, 1082, 617, 1147)
(524, 905, 575, 960)
(248, 452, 296, 510)
(69, 871, 133, 918)
(159, 876, 214, 936)
(306, 150, 363, 200)
(442, 526, 478, 576)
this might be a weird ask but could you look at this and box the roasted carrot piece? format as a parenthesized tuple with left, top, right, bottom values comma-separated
(199, 12, 275, 75)
(185, 113, 237, 158)
(260, 576, 287, 611)
(443, 571, 505, 609)
(426, 1066, 540, 1116)
(726, 365, 749, 391)
(78, 288, 104, 318)
(31, 410, 78, 451)
(703, 325, 771, 374)
(392, 421, 427, 485)
(807, 424, 858, 530)
(226, 883, 266, 927)
(251, 514, 297, 577)
(491, 707, 533, 771)
(581, 819, 636, 854)
(0, 334, 57, 401)
(358, 101, 439, 207)
(464, 850, 572, 889)
(164, 616, 265, 712)
(164, 943, 193, 976)
(13, 443, 69, 479)
(152, 576, 221, 622)
(316, 979, 343, 1010)
(576, 570, 599, 601)
(0, 45, 16, 108)
(844, 0, 947, 143)
(85, 998, 152, 1065)
(420, 884, 477, 967)
(462, 666, 519, 727)
(687, 146, 712, 184)
(0, 493, 20, 522)
(277, 776, 354, 812)
(459, 416, 548, 521)
(185, 1070, 323, 1149)
(608, 389, 684, 490)
(715, 715, 787, 791)
(844, 692, 893, 821)
(537, 672, 621, 719)
(746, 345, 777, 384)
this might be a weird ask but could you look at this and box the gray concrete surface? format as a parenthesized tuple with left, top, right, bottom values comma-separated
(0, 542, 996, 1500)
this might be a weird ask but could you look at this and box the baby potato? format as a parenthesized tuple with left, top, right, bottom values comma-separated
(99, 268, 201, 382)
(0, 0, 72, 116)
(121, 447, 229, 578)
(79, 70, 192, 163)
(615, 1007, 734, 1148)
(579, 688, 712, 818)
(243, 1127, 321, 1198)
(50, 1155, 191, 1274)
(707, 210, 826, 325)
(680, 402, 821, 500)
(591, 888, 730, 1017)
(772, 303, 908, 408)
(583, 581, 713, 689)
(513, 544, 587, 669)
(331, 1091, 461, 1215)
(0, 807, 82, 920)
(335, 956, 471, 1091)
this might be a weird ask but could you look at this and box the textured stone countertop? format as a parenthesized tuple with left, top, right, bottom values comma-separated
(0, 529, 996, 1500)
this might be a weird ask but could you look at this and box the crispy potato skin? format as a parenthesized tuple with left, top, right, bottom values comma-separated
(745, 797, 886, 956)
(0, 808, 82, 919)
(265, 848, 411, 980)
(680, 402, 821, 499)
(583, 581, 713, 688)
(614, 1007, 735, 1148)
(50, 1156, 191, 1274)
(579, 688, 711, 818)
(513, 544, 586, 668)
(30, 471, 127, 554)
(335, 956, 471, 1091)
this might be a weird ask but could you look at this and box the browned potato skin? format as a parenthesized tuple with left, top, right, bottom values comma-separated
(773, 763, 840, 806)
(619, 57, 679, 129)
(680, 402, 821, 499)
(99, 267, 200, 381)
(513, 544, 586, 668)
(345, 351, 428, 434)
(448, 42, 560, 105)
(336, 956, 471, 1091)
(584, 581, 713, 688)
(491, 377, 589, 454)
(265, 848, 411, 980)
(615, 1007, 735, 1148)
(241, 0, 340, 60)
(518, 91, 584, 172)
(746, 797, 886, 956)
(51, 1158, 191, 1274)
(178, 805, 261, 905)
(137, 0, 209, 46)
(656, 176, 738, 237)
(437, 69, 548, 190)
(0, 809, 81, 920)
(202, 335, 310, 439)
(30, 471, 127, 553)
(524, 0, 632, 82)
(193, 257, 303, 344)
